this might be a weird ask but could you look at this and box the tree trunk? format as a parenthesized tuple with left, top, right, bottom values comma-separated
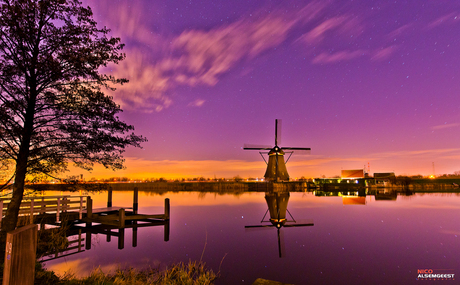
(1, 82, 37, 236)
(0, 143, 31, 265)
(1, 155, 29, 234)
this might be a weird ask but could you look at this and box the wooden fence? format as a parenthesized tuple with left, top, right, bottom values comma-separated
(0, 195, 87, 225)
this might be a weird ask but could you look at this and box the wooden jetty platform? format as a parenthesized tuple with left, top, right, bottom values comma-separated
(84, 194, 169, 228)
(2, 188, 171, 262)
(0, 187, 170, 229)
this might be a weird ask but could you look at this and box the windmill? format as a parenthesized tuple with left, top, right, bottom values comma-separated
(245, 191, 314, 257)
(244, 119, 310, 182)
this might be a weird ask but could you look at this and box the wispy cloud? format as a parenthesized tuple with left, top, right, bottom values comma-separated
(431, 123, 460, 130)
(440, 229, 460, 236)
(108, 50, 172, 112)
(370, 148, 460, 159)
(93, 1, 330, 111)
(301, 16, 362, 45)
(90, 1, 456, 112)
(386, 24, 413, 39)
(312, 50, 366, 64)
(371, 45, 398, 61)
(426, 12, 460, 30)
(188, 99, 206, 107)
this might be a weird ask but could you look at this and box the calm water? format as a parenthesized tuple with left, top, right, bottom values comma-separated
(42, 189, 460, 284)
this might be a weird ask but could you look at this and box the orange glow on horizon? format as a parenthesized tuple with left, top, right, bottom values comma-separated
(58, 147, 460, 181)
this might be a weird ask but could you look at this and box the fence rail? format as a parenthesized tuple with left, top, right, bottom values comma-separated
(0, 195, 87, 225)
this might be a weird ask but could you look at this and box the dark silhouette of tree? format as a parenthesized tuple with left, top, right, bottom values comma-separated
(396, 176, 412, 188)
(0, 0, 146, 235)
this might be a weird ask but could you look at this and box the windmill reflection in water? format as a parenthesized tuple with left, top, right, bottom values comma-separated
(245, 191, 314, 258)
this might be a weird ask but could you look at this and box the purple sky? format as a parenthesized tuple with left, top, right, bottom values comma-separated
(75, 0, 460, 179)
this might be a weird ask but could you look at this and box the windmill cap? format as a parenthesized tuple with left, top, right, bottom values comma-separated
(268, 147, 285, 155)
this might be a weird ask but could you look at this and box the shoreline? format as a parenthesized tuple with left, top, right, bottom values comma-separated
(10, 179, 460, 193)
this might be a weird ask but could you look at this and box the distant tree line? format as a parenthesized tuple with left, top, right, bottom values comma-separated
(4, 172, 460, 186)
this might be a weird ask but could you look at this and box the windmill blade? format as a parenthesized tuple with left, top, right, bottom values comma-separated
(278, 228, 285, 258)
(245, 225, 275, 228)
(290, 218, 314, 224)
(284, 218, 314, 227)
(243, 143, 272, 150)
(245, 225, 275, 233)
(283, 223, 314, 227)
(285, 217, 314, 225)
(275, 119, 282, 146)
(281, 147, 311, 155)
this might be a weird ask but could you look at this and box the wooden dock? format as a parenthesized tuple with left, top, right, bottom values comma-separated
(1, 188, 170, 263)
(84, 194, 170, 228)
(0, 187, 170, 229)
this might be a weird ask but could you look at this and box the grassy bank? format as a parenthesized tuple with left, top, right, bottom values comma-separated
(34, 260, 218, 285)
(0, 216, 218, 285)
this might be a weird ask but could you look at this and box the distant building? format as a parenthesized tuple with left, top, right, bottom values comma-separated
(373, 172, 396, 187)
(341, 169, 365, 179)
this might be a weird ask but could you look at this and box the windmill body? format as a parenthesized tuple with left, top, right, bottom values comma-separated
(244, 119, 310, 182)
(264, 147, 289, 181)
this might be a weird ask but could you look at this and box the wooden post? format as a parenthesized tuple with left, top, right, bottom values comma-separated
(133, 187, 138, 214)
(3, 224, 38, 285)
(56, 197, 61, 223)
(164, 219, 170, 242)
(132, 221, 138, 247)
(63, 197, 68, 213)
(85, 196, 92, 251)
(118, 228, 125, 250)
(40, 197, 45, 215)
(119, 208, 125, 228)
(29, 199, 34, 224)
(107, 187, 112, 208)
(85, 230, 91, 250)
(164, 198, 170, 220)
(79, 197, 83, 219)
(78, 229, 82, 252)
(86, 197, 92, 219)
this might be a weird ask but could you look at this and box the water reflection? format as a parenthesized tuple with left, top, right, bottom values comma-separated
(373, 189, 398, 201)
(39, 188, 460, 284)
(314, 188, 403, 204)
(40, 220, 170, 262)
(37, 189, 170, 264)
(315, 189, 367, 205)
(245, 190, 313, 258)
